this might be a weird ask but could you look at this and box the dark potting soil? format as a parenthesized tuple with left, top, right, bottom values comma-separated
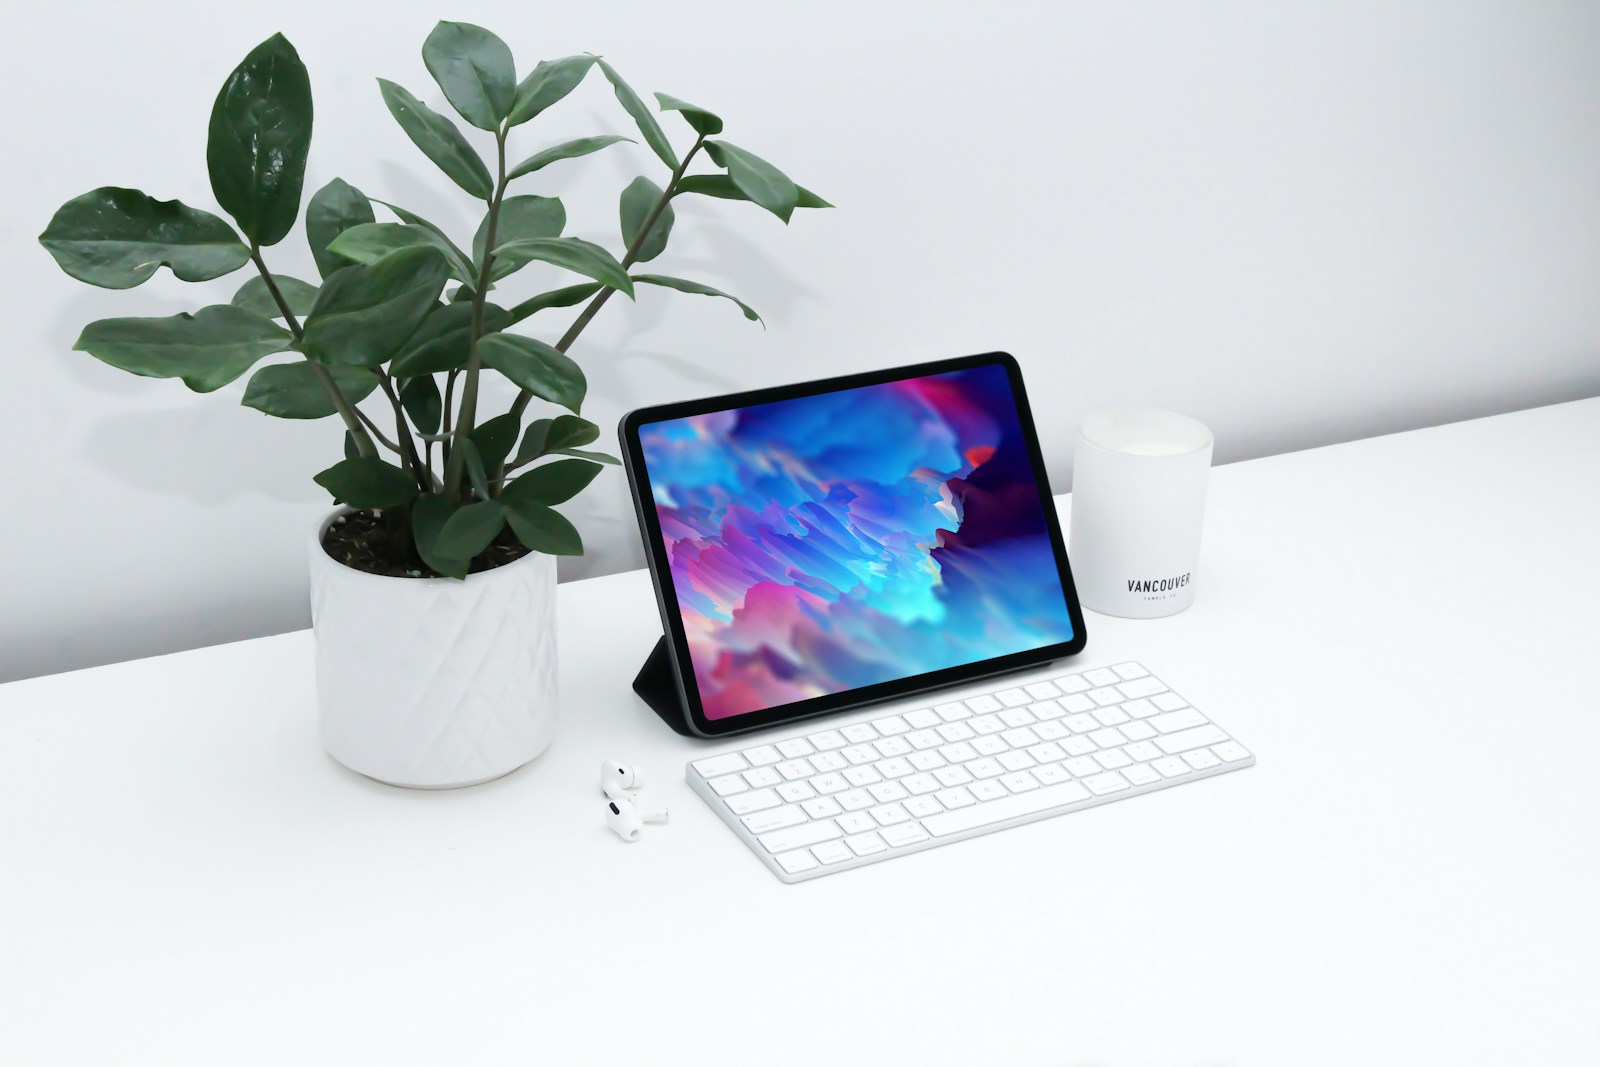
(320, 508, 533, 579)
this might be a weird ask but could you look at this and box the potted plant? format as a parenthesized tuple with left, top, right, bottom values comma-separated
(39, 24, 828, 788)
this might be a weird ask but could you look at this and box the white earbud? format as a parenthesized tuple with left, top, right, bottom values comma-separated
(602, 761, 669, 841)
(600, 759, 644, 800)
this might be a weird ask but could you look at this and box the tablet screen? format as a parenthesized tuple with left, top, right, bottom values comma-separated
(634, 359, 1079, 726)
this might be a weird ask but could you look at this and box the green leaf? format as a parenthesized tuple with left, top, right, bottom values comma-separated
(301, 246, 450, 367)
(704, 140, 798, 223)
(461, 437, 492, 500)
(39, 187, 250, 289)
(74, 305, 291, 393)
(389, 301, 510, 376)
(371, 199, 476, 282)
(620, 177, 673, 263)
(653, 92, 722, 136)
(344, 430, 361, 461)
(422, 21, 515, 131)
(515, 414, 601, 464)
(632, 274, 761, 324)
(478, 333, 587, 413)
(207, 34, 313, 247)
(378, 79, 494, 200)
(435, 500, 506, 561)
(314, 457, 418, 509)
(508, 55, 597, 126)
(328, 222, 472, 283)
(241, 362, 377, 418)
(676, 173, 832, 208)
(597, 60, 677, 171)
(399, 374, 442, 434)
(556, 448, 621, 466)
(503, 501, 583, 556)
(306, 179, 376, 280)
(491, 237, 633, 296)
(503, 458, 603, 506)
(507, 135, 633, 181)
(470, 412, 522, 473)
(475, 195, 565, 280)
(231, 274, 318, 318)
(411, 494, 468, 578)
(506, 283, 602, 325)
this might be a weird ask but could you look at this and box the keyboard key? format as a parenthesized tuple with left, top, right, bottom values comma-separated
(1030, 700, 1066, 721)
(1184, 749, 1222, 770)
(1025, 681, 1063, 700)
(811, 840, 854, 865)
(1085, 668, 1120, 687)
(1123, 763, 1161, 786)
(1028, 742, 1067, 763)
(869, 781, 910, 803)
(936, 722, 975, 743)
(842, 744, 879, 766)
(924, 781, 1092, 836)
(1153, 692, 1190, 711)
(964, 695, 1002, 713)
(904, 795, 943, 818)
(875, 758, 914, 779)
(881, 822, 931, 847)
(1062, 736, 1097, 757)
(1152, 756, 1190, 778)
(777, 737, 816, 759)
(1055, 674, 1091, 694)
(1064, 756, 1100, 777)
(907, 729, 944, 750)
(1113, 662, 1148, 680)
(742, 767, 783, 789)
(776, 849, 819, 874)
(970, 714, 1005, 735)
(1034, 721, 1070, 741)
(1000, 707, 1037, 728)
(1156, 725, 1228, 754)
(908, 750, 947, 771)
(837, 811, 877, 834)
(1034, 762, 1072, 785)
(1089, 727, 1127, 749)
(968, 758, 1005, 779)
(759, 820, 842, 854)
(973, 736, 1008, 757)
(873, 737, 912, 758)
(969, 780, 1008, 802)
(802, 797, 842, 819)
(810, 751, 847, 773)
(934, 765, 975, 787)
(1119, 677, 1168, 698)
(1063, 713, 1099, 734)
(846, 832, 887, 856)
(693, 753, 749, 778)
(1089, 686, 1124, 706)
(709, 774, 748, 796)
(871, 715, 910, 737)
(842, 723, 879, 744)
(1060, 694, 1096, 714)
(1151, 708, 1207, 734)
(1122, 698, 1159, 719)
(777, 781, 817, 803)
(940, 742, 979, 764)
(935, 702, 971, 721)
(999, 751, 1037, 772)
(742, 805, 807, 834)
(871, 803, 910, 826)
(843, 766, 882, 787)
(902, 773, 941, 795)
(744, 745, 782, 767)
(1123, 740, 1162, 763)
(1001, 771, 1040, 794)
(811, 730, 847, 751)
(904, 709, 941, 729)
(1002, 726, 1040, 748)
(812, 773, 849, 795)
(776, 758, 814, 780)
(1120, 720, 1157, 742)
(1091, 706, 1130, 727)
(727, 788, 781, 814)
(1094, 749, 1132, 770)
(1083, 772, 1130, 796)
(935, 786, 975, 809)
(996, 689, 1030, 707)
(1212, 741, 1252, 763)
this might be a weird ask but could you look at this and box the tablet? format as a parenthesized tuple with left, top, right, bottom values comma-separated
(620, 352, 1087, 737)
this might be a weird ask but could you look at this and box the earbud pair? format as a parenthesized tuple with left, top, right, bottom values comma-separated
(601, 761, 668, 841)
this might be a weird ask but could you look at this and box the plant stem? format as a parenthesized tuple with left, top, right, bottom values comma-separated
(249, 248, 378, 459)
(372, 371, 434, 492)
(352, 405, 402, 453)
(508, 137, 705, 422)
(443, 130, 510, 502)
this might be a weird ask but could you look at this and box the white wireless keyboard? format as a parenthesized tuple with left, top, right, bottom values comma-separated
(686, 662, 1254, 882)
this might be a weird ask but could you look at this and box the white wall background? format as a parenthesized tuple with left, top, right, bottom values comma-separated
(3, 0, 1597, 682)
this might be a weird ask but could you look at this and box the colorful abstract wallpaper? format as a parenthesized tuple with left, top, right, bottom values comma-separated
(639, 363, 1075, 721)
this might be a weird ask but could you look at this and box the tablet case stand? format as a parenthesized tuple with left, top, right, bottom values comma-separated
(632, 636, 698, 736)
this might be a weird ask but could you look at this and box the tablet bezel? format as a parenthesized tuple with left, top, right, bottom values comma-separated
(619, 351, 1088, 738)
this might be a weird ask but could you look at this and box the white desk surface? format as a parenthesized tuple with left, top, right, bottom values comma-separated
(4, 399, 1598, 1065)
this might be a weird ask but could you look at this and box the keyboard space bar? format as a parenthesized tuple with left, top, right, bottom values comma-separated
(923, 782, 1093, 837)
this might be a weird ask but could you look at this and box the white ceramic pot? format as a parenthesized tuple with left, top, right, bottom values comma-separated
(308, 510, 558, 788)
